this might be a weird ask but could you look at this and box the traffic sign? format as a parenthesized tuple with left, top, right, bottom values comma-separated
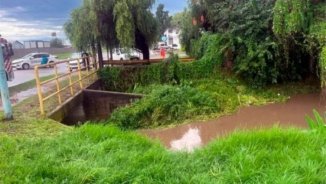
(161, 35, 167, 42)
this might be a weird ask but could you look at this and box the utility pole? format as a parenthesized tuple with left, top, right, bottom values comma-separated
(0, 46, 13, 120)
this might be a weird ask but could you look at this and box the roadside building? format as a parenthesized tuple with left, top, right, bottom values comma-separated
(163, 28, 181, 49)
(24, 40, 50, 49)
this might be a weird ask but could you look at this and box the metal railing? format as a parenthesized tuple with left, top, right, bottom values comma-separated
(34, 56, 98, 115)
(34, 57, 193, 115)
(103, 58, 194, 66)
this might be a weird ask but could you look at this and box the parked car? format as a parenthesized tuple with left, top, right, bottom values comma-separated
(158, 43, 171, 50)
(12, 53, 58, 70)
(112, 48, 143, 61)
(172, 44, 179, 50)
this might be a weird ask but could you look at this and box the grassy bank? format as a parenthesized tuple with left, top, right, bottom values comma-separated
(0, 93, 68, 137)
(1, 125, 325, 183)
(56, 52, 74, 60)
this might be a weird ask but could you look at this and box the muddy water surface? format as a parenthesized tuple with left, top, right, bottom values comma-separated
(141, 94, 325, 151)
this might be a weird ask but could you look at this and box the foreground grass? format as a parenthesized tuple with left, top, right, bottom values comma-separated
(0, 94, 68, 137)
(1, 125, 325, 183)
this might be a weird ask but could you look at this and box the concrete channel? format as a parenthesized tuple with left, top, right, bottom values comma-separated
(48, 80, 143, 125)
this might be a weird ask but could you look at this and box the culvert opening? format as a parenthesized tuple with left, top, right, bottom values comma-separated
(48, 81, 143, 126)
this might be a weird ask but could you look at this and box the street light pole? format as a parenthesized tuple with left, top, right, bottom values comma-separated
(0, 46, 13, 120)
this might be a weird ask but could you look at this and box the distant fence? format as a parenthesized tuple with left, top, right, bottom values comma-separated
(12, 48, 76, 60)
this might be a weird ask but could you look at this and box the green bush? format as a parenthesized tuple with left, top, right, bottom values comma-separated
(234, 38, 281, 87)
(98, 54, 222, 92)
(109, 85, 221, 129)
(190, 33, 223, 61)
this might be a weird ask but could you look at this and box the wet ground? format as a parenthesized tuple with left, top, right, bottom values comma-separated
(8, 63, 67, 87)
(141, 93, 325, 151)
(0, 87, 44, 109)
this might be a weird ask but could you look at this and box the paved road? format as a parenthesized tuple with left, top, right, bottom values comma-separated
(8, 63, 68, 87)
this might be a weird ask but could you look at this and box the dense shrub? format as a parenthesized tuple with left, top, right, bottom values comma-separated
(185, 0, 325, 87)
(109, 85, 221, 129)
(98, 54, 222, 92)
(190, 33, 223, 61)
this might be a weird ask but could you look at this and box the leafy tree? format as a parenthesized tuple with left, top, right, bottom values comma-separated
(114, 0, 158, 60)
(50, 38, 64, 48)
(175, 9, 200, 53)
(156, 4, 171, 35)
(171, 12, 183, 29)
(64, 2, 104, 67)
(64, 6, 95, 52)
(66, 0, 158, 60)
(92, 0, 118, 60)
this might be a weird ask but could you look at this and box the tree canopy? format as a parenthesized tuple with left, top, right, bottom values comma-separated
(64, 0, 158, 60)
(156, 4, 171, 35)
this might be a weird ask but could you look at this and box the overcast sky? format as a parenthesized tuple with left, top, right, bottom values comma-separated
(0, 0, 187, 42)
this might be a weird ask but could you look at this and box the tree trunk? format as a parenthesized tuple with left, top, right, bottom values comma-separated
(140, 45, 150, 60)
(91, 41, 97, 69)
(106, 45, 109, 61)
(135, 30, 150, 60)
(97, 39, 104, 69)
(109, 47, 113, 60)
(320, 87, 326, 106)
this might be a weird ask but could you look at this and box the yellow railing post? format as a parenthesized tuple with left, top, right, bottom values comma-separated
(35, 57, 100, 116)
(66, 61, 74, 95)
(54, 64, 62, 104)
(77, 59, 83, 89)
(34, 66, 45, 115)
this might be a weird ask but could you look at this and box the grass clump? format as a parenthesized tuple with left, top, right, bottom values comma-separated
(98, 54, 220, 92)
(305, 110, 326, 131)
(1, 124, 326, 183)
(110, 85, 220, 129)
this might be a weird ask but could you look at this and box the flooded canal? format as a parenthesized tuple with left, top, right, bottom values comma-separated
(141, 93, 325, 152)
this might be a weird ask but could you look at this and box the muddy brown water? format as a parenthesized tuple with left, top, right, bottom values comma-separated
(141, 93, 325, 151)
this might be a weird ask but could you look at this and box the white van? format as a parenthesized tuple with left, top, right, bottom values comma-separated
(112, 48, 143, 61)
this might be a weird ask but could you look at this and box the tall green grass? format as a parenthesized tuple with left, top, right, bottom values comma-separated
(1, 125, 325, 183)
(305, 110, 326, 131)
